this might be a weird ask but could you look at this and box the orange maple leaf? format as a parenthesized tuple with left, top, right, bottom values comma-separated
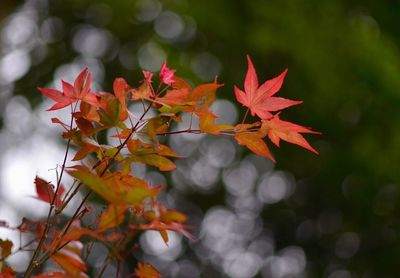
(134, 262, 161, 278)
(234, 123, 275, 162)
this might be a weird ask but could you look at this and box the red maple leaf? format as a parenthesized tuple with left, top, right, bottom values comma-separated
(234, 55, 301, 119)
(38, 68, 98, 111)
(263, 114, 320, 154)
(113, 77, 130, 110)
(35, 177, 64, 208)
(159, 61, 175, 85)
(132, 71, 155, 101)
(143, 70, 153, 83)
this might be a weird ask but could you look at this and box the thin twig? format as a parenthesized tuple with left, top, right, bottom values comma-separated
(24, 103, 76, 277)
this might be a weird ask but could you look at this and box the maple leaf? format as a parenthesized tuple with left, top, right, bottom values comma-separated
(97, 92, 129, 125)
(0, 239, 12, 259)
(128, 154, 176, 171)
(195, 108, 234, 135)
(134, 262, 161, 278)
(0, 266, 15, 278)
(35, 177, 64, 208)
(136, 115, 173, 145)
(156, 88, 189, 107)
(132, 202, 194, 245)
(126, 139, 184, 171)
(159, 61, 175, 85)
(153, 144, 184, 158)
(67, 166, 161, 205)
(38, 68, 98, 111)
(0, 239, 15, 278)
(58, 226, 105, 245)
(113, 77, 130, 110)
(262, 114, 320, 154)
(79, 101, 100, 122)
(160, 210, 187, 224)
(74, 116, 97, 136)
(132, 72, 154, 101)
(234, 123, 275, 162)
(234, 55, 302, 119)
(72, 143, 99, 161)
(51, 241, 87, 278)
(143, 70, 153, 83)
(137, 221, 195, 243)
(156, 82, 222, 112)
(97, 205, 127, 232)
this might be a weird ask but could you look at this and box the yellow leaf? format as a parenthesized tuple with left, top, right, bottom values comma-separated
(67, 166, 160, 205)
(129, 154, 176, 171)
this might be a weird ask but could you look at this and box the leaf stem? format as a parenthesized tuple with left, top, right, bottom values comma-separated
(241, 108, 249, 125)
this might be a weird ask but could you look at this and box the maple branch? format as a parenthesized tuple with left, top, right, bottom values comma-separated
(52, 91, 167, 273)
(30, 89, 165, 275)
(31, 191, 92, 272)
(156, 127, 265, 137)
(56, 180, 79, 214)
(156, 129, 202, 136)
(52, 189, 91, 248)
(24, 103, 76, 277)
(156, 127, 266, 137)
(82, 241, 95, 261)
(96, 255, 112, 278)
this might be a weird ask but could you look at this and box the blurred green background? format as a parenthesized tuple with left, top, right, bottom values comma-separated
(1, 0, 400, 277)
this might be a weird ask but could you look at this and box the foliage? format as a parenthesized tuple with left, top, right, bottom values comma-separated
(0, 56, 317, 277)
(2, 0, 400, 276)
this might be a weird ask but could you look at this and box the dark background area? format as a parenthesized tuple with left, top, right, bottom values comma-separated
(1, 0, 400, 277)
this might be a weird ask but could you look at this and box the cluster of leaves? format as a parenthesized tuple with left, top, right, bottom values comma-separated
(0, 56, 318, 277)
